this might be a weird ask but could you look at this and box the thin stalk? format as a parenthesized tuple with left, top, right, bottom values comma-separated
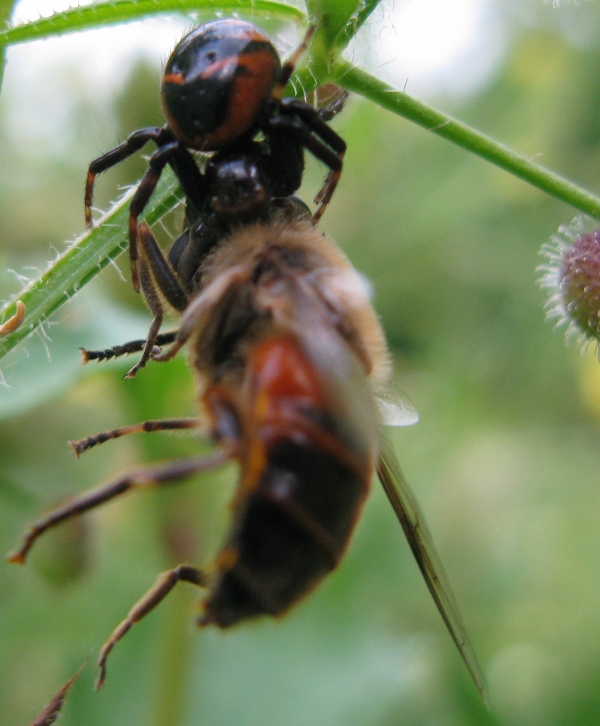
(334, 61, 600, 219)
(151, 583, 194, 726)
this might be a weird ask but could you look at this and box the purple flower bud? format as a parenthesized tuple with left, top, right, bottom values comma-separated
(540, 217, 600, 344)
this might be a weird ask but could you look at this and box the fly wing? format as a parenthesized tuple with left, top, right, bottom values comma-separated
(376, 390, 419, 427)
(377, 435, 487, 703)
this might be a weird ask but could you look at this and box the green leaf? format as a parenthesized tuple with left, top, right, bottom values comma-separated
(0, 171, 182, 364)
(0, 0, 18, 85)
(0, 0, 304, 47)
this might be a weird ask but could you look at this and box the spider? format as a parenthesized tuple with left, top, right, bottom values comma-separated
(84, 19, 347, 377)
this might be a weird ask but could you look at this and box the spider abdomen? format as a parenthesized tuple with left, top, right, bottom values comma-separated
(162, 19, 281, 150)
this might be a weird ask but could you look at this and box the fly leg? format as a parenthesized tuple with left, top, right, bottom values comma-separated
(8, 451, 229, 565)
(96, 564, 208, 689)
(69, 417, 201, 457)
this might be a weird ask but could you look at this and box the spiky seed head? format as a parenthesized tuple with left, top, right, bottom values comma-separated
(539, 216, 600, 346)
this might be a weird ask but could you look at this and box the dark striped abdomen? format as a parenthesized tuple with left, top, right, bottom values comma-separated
(199, 334, 375, 628)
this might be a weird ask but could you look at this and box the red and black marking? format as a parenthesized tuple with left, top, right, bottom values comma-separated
(162, 19, 281, 150)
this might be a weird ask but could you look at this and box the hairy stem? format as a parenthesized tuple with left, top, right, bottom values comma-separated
(335, 61, 600, 218)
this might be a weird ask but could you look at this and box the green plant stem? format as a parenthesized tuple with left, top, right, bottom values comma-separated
(0, 0, 18, 84)
(0, 0, 304, 46)
(150, 554, 194, 726)
(335, 61, 600, 219)
(0, 174, 182, 362)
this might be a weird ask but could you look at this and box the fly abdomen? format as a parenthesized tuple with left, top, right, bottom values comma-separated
(199, 333, 375, 628)
(200, 436, 369, 628)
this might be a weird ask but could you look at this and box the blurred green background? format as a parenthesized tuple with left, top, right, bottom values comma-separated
(3, 1, 600, 724)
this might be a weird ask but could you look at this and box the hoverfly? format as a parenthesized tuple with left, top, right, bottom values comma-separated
(9, 202, 485, 699)
(9, 17, 485, 705)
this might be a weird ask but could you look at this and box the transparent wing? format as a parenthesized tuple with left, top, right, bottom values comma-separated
(376, 389, 419, 427)
(377, 435, 487, 703)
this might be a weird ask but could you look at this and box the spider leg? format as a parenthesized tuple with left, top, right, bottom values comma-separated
(316, 88, 349, 121)
(280, 98, 347, 154)
(87, 124, 208, 293)
(272, 25, 315, 99)
(127, 141, 180, 291)
(125, 253, 166, 379)
(85, 126, 169, 227)
(267, 105, 346, 222)
(124, 221, 189, 379)
(139, 222, 189, 312)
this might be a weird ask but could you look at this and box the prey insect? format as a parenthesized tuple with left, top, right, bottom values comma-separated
(9, 207, 486, 700)
(84, 18, 346, 378)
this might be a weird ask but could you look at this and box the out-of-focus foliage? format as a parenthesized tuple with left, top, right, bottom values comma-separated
(3, 1, 600, 725)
